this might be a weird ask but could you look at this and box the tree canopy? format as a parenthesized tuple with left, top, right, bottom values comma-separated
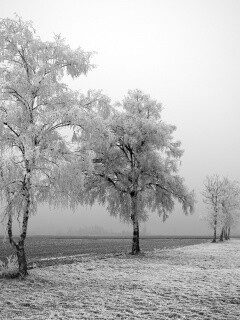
(79, 89, 195, 253)
(0, 15, 197, 274)
(0, 15, 94, 276)
(202, 175, 240, 242)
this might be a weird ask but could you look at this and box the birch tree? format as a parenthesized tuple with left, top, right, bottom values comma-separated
(219, 180, 240, 241)
(0, 16, 94, 277)
(202, 175, 228, 242)
(82, 90, 195, 254)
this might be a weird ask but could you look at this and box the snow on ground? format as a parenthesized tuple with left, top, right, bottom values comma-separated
(1, 240, 240, 320)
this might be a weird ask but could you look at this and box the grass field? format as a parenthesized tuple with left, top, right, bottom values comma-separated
(1, 239, 240, 319)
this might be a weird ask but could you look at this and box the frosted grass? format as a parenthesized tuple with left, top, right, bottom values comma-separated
(1, 240, 240, 319)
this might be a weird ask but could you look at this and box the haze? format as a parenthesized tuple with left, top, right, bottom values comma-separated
(1, 0, 240, 236)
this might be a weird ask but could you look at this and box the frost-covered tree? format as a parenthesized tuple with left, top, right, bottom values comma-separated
(82, 90, 195, 254)
(50, 91, 112, 209)
(219, 180, 240, 241)
(202, 175, 229, 243)
(0, 16, 94, 277)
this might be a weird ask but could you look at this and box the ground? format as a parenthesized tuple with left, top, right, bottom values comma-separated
(1, 240, 240, 319)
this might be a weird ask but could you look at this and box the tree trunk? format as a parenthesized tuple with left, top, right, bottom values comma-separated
(16, 190, 30, 278)
(226, 227, 230, 240)
(130, 193, 140, 254)
(223, 227, 226, 240)
(7, 215, 29, 278)
(131, 216, 140, 254)
(7, 175, 31, 278)
(224, 226, 227, 240)
(4, 157, 31, 278)
(219, 227, 224, 241)
(212, 219, 217, 243)
(16, 240, 28, 278)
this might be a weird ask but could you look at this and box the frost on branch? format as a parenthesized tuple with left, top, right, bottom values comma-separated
(80, 89, 195, 254)
(0, 15, 95, 277)
(202, 175, 240, 242)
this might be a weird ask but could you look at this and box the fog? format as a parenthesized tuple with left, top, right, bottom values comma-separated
(1, 0, 240, 236)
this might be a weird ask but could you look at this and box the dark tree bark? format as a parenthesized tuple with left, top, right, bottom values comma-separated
(16, 240, 28, 278)
(225, 226, 230, 240)
(212, 217, 217, 243)
(16, 190, 30, 278)
(219, 227, 224, 242)
(130, 193, 140, 254)
(223, 227, 226, 240)
(7, 179, 30, 278)
(8, 215, 29, 278)
(223, 226, 227, 240)
(131, 216, 140, 254)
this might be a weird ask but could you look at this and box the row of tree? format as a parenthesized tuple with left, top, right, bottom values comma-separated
(0, 16, 195, 277)
(202, 175, 240, 243)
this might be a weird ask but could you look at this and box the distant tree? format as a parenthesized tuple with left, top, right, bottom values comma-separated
(81, 90, 195, 254)
(0, 16, 94, 277)
(202, 175, 229, 243)
(219, 180, 240, 241)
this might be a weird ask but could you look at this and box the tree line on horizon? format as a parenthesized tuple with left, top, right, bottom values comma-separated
(202, 175, 240, 243)
(0, 16, 239, 278)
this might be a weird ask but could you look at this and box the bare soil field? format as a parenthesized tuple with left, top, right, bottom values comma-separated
(0, 236, 209, 267)
(1, 239, 240, 319)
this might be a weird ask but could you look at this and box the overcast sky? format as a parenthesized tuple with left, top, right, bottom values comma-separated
(1, 0, 240, 236)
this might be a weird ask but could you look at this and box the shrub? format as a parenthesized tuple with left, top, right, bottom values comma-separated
(0, 255, 18, 278)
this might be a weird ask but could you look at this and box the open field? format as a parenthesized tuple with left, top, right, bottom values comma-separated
(0, 236, 210, 267)
(1, 239, 240, 319)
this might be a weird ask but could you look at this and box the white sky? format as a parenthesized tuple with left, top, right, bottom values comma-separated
(1, 0, 240, 236)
